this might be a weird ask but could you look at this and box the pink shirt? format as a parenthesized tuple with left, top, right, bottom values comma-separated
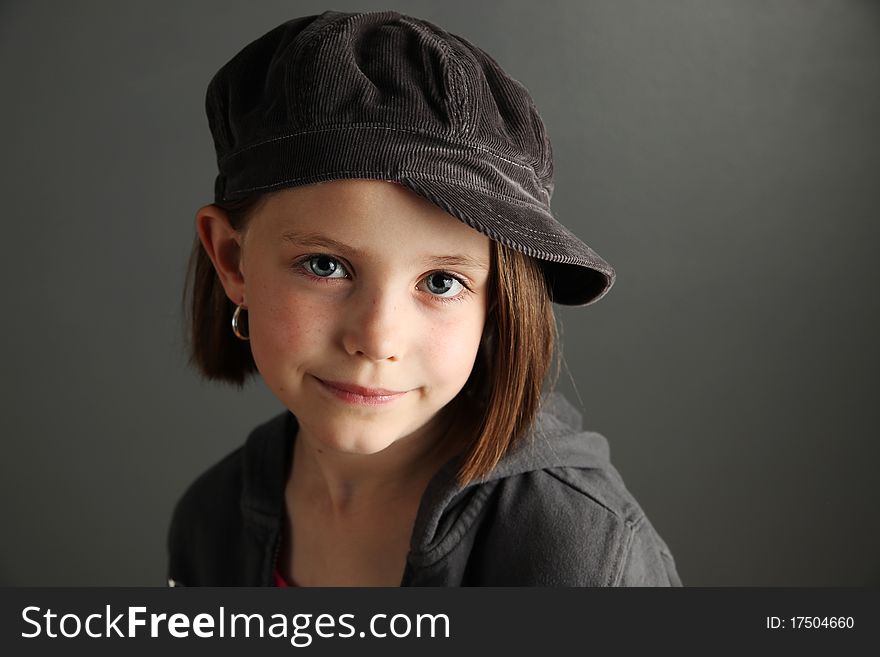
(273, 568, 296, 587)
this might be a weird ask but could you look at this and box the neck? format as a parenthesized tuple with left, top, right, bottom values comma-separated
(289, 403, 466, 518)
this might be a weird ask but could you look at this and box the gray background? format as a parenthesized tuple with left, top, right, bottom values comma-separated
(1, 0, 878, 586)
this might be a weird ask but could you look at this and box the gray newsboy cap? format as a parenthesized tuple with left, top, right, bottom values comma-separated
(205, 9, 615, 305)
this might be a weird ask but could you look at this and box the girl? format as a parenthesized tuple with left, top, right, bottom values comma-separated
(168, 9, 682, 587)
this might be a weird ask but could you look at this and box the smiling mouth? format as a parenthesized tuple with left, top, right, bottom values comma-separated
(313, 376, 409, 406)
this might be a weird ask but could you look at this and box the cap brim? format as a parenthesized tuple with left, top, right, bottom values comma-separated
(398, 177, 616, 306)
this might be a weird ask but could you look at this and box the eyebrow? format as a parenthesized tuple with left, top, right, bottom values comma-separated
(280, 230, 489, 270)
(280, 231, 364, 259)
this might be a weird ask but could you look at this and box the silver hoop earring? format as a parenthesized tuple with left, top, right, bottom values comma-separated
(231, 304, 250, 341)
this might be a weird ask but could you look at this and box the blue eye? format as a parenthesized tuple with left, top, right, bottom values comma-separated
(424, 272, 464, 297)
(305, 255, 347, 278)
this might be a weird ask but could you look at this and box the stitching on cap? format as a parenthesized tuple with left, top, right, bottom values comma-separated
(227, 169, 551, 213)
(400, 16, 465, 127)
(293, 14, 353, 124)
(410, 174, 553, 214)
(501, 223, 568, 244)
(444, 36, 469, 129)
(218, 124, 541, 184)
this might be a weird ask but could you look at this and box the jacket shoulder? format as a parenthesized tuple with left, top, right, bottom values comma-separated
(166, 411, 290, 586)
(166, 443, 246, 585)
(474, 466, 682, 586)
(170, 444, 245, 539)
(540, 466, 682, 586)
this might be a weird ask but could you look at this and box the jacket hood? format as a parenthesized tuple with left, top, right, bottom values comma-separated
(407, 391, 615, 558)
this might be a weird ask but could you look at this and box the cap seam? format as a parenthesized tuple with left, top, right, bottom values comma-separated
(217, 123, 541, 183)
(292, 17, 351, 127)
(398, 15, 467, 129)
(226, 169, 552, 214)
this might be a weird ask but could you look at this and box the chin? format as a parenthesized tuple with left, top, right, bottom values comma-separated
(310, 423, 403, 456)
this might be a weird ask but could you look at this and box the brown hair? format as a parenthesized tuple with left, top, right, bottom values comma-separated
(182, 194, 267, 387)
(182, 192, 561, 487)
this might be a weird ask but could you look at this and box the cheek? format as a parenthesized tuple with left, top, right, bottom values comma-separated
(246, 286, 329, 375)
(422, 310, 486, 382)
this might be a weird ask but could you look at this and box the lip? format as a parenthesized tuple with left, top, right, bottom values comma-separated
(313, 376, 409, 406)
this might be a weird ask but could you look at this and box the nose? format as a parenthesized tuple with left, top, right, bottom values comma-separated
(340, 283, 407, 362)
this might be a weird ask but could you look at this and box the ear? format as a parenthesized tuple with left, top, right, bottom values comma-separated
(195, 204, 246, 306)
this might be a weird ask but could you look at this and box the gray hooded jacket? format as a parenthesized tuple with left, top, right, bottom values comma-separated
(167, 392, 682, 586)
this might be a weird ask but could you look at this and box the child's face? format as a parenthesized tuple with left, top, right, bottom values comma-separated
(239, 179, 491, 456)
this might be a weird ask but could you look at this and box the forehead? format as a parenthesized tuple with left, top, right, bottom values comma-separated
(249, 179, 491, 258)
